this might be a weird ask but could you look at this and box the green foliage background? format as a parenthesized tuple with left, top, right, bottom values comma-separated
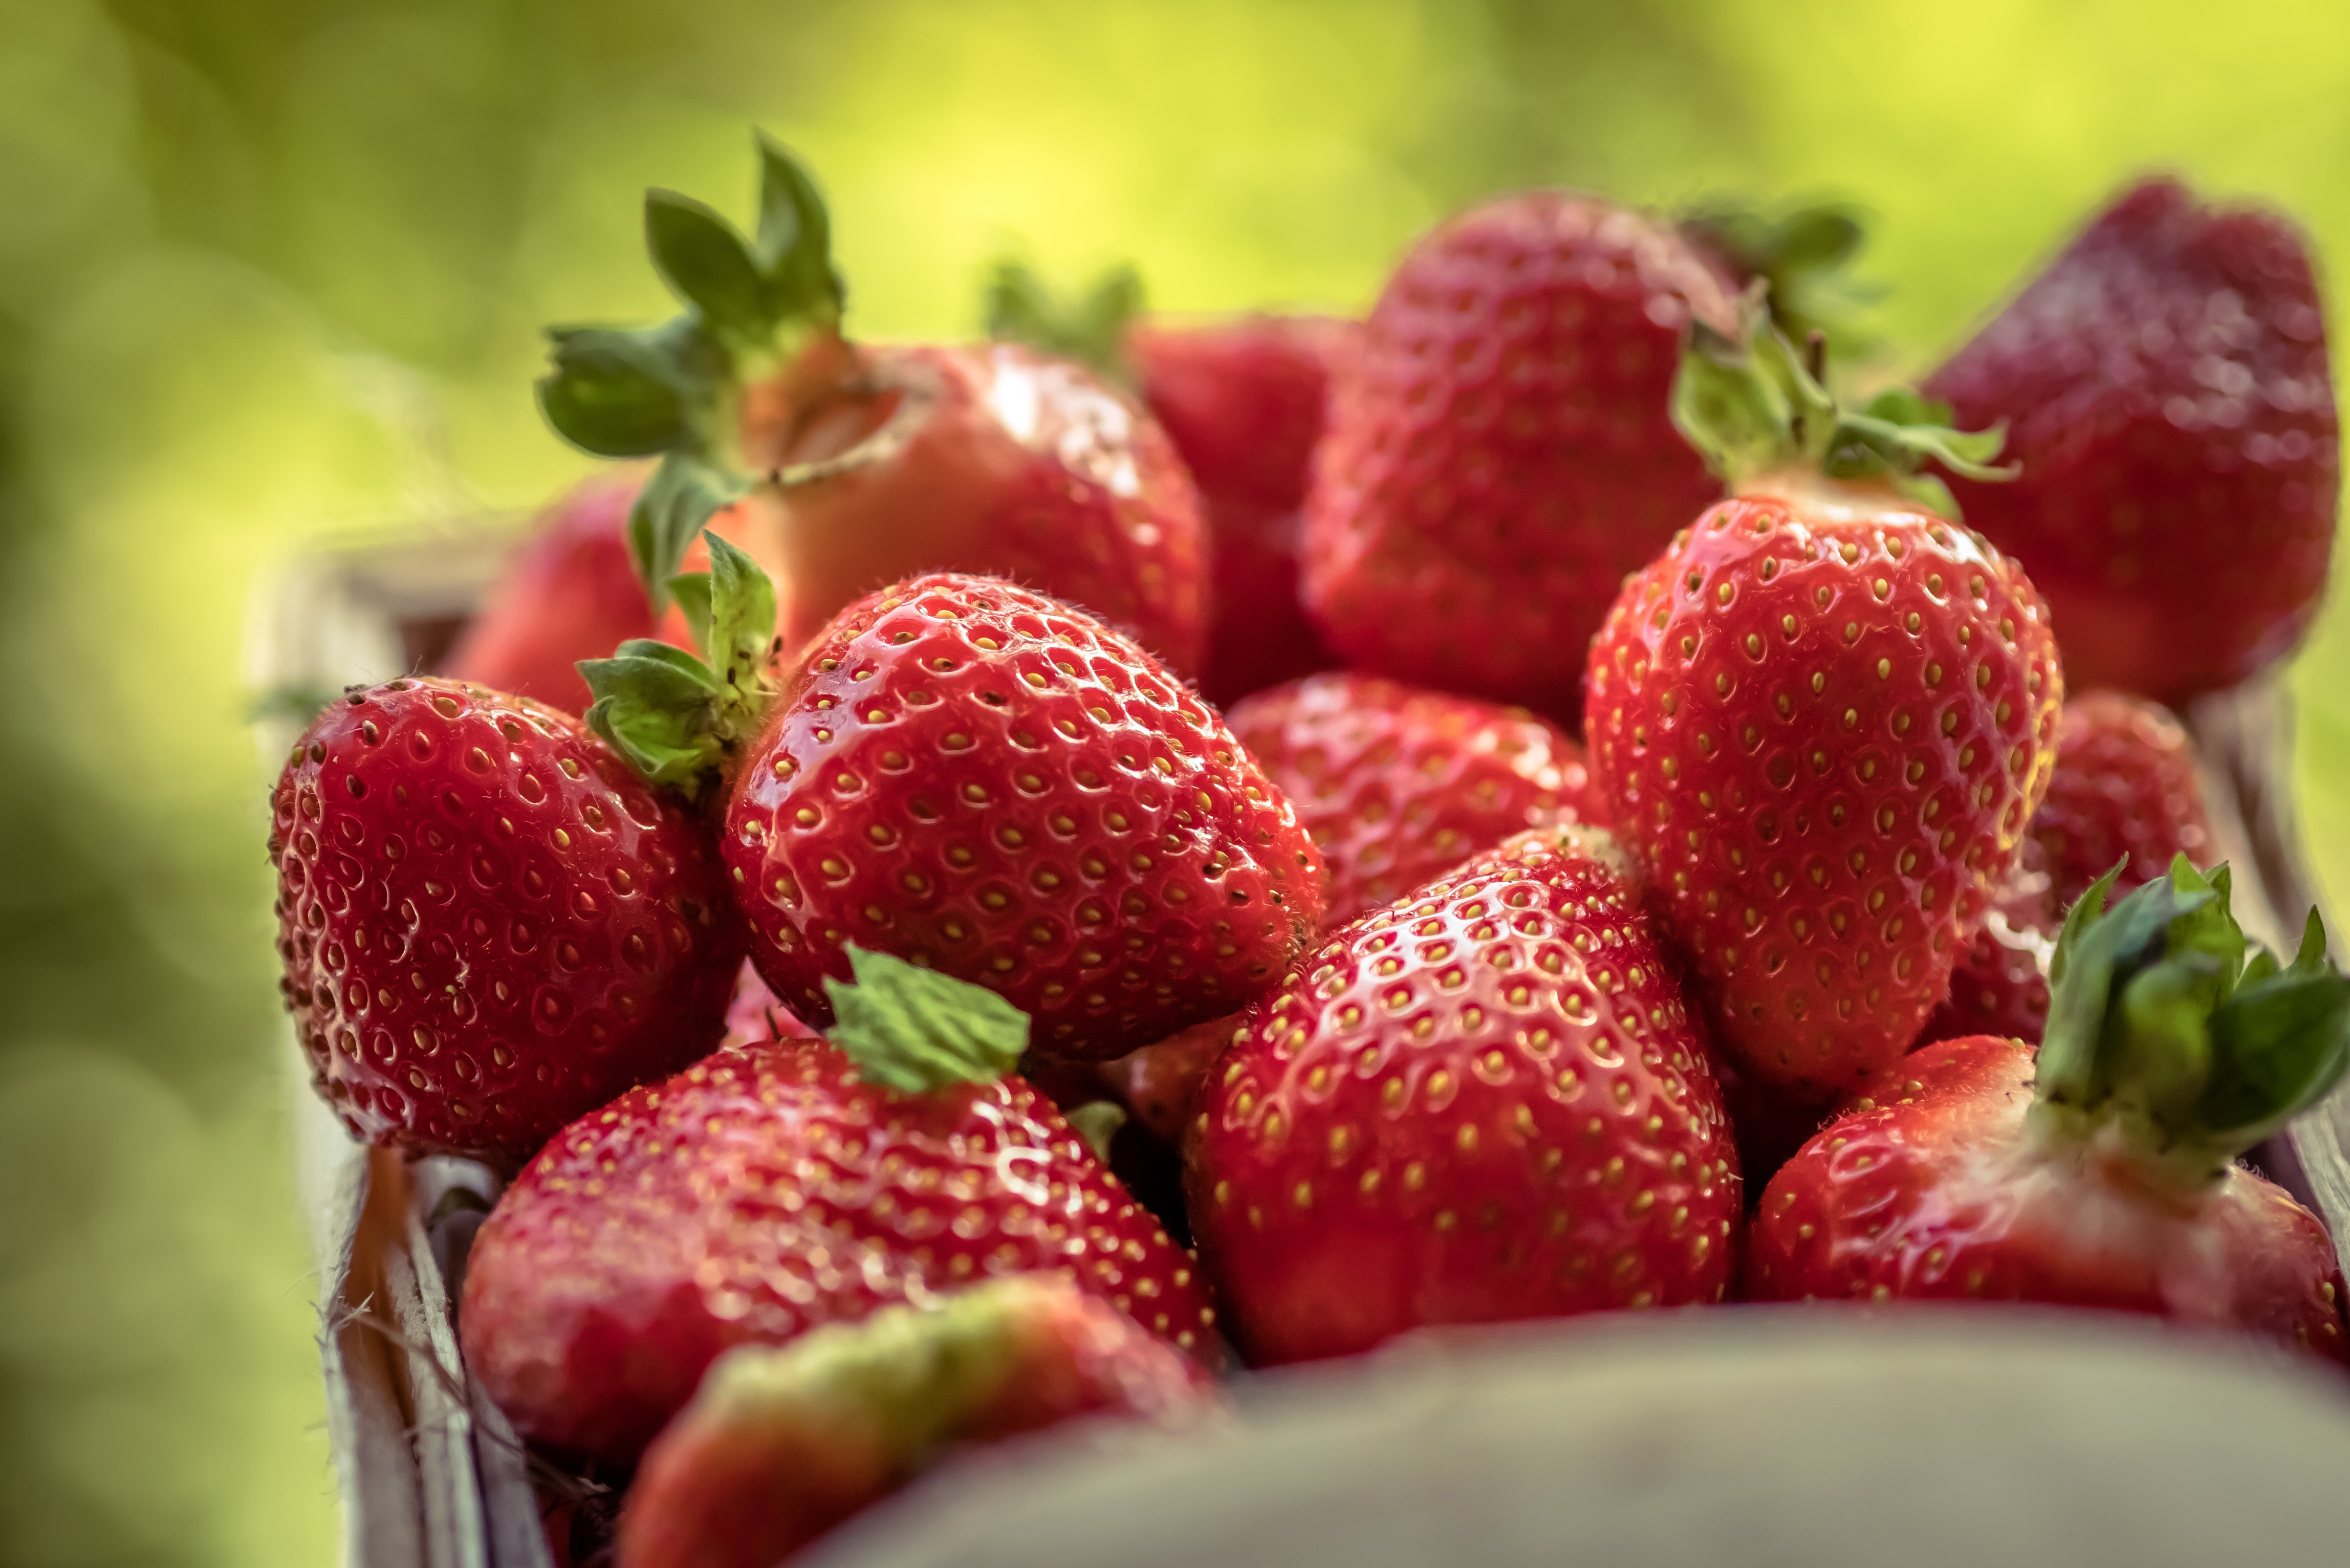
(4, 1, 2347, 1560)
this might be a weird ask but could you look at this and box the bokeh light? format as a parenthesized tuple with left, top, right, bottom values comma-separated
(3, 2, 2346, 1560)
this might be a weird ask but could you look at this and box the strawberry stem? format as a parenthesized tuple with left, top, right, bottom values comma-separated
(1678, 198, 1885, 364)
(537, 132, 845, 609)
(824, 946, 1031, 1095)
(1669, 306, 2015, 519)
(2031, 855, 2350, 1186)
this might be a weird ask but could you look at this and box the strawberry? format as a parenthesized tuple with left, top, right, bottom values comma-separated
(1128, 314, 1353, 705)
(1748, 858, 2350, 1365)
(444, 473, 657, 714)
(615, 1275, 1215, 1568)
(270, 677, 738, 1161)
(1227, 671, 1608, 927)
(538, 137, 1206, 676)
(2033, 689, 2214, 909)
(1103, 1014, 1237, 1145)
(1924, 177, 2338, 702)
(1585, 319, 2062, 1098)
(1187, 825, 1740, 1365)
(582, 542, 1322, 1060)
(458, 948, 1220, 1463)
(1921, 838, 2057, 1045)
(1302, 192, 1739, 720)
(983, 266, 1351, 706)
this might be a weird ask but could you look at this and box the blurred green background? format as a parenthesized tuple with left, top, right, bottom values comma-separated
(5, 0, 2350, 1560)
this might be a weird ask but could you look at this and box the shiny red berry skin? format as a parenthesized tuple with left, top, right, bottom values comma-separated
(1584, 486, 2063, 1098)
(1920, 839, 2057, 1046)
(1130, 314, 1352, 705)
(1229, 671, 1608, 926)
(1304, 192, 1737, 721)
(1187, 826, 1740, 1365)
(459, 1037, 1218, 1464)
(1747, 1036, 2350, 1365)
(749, 340, 1209, 677)
(1926, 178, 2338, 702)
(270, 677, 738, 1161)
(722, 574, 1323, 1060)
(2033, 690, 2215, 909)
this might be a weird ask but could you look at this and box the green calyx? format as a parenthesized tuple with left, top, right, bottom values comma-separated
(982, 258, 1143, 385)
(1669, 301, 2016, 518)
(577, 529, 776, 796)
(2030, 855, 2350, 1187)
(538, 132, 843, 608)
(824, 946, 1031, 1096)
(1679, 199, 1885, 364)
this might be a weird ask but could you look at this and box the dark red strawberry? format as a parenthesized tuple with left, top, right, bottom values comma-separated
(2034, 689, 2215, 908)
(584, 546, 1322, 1061)
(1129, 314, 1353, 705)
(1585, 319, 2061, 1098)
(615, 1275, 1216, 1568)
(1228, 671, 1608, 926)
(1749, 859, 2350, 1365)
(1925, 178, 2337, 702)
(1303, 192, 1739, 720)
(459, 948, 1220, 1464)
(1921, 837, 2057, 1045)
(270, 677, 738, 1161)
(539, 139, 1205, 677)
(1188, 825, 1740, 1365)
(444, 473, 657, 714)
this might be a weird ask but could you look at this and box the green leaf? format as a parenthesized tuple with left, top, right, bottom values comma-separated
(645, 188, 772, 343)
(667, 571, 715, 656)
(2030, 857, 2350, 1184)
(753, 132, 844, 324)
(537, 326, 694, 456)
(702, 530, 779, 696)
(1668, 313, 1791, 481)
(823, 946, 1030, 1095)
(983, 258, 1143, 381)
(628, 451, 754, 611)
(579, 638, 727, 792)
(1679, 198, 1886, 363)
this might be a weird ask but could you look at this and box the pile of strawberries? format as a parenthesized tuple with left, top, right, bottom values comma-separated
(274, 140, 2350, 1565)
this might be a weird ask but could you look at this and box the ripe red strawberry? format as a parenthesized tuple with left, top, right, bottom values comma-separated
(1187, 825, 1740, 1365)
(459, 949, 1220, 1463)
(1749, 860, 2350, 1365)
(585, 547, 1322, 1061)
(2034, 690, 2214, 909)
(1921, 838, 2057, 1044)
(615, 1276, 1215, 1568)
(1925, 178, 2338, 702)
(270, 677, 738, 1161)
(1303, 192, 1739, 720)
(540, 138, 1206, 677)
(1128, 314, 1353, 705)
(1585, 321, 2062, 1098)
(1228, 671, 1609, 926)
(444, 474, 657, 714)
